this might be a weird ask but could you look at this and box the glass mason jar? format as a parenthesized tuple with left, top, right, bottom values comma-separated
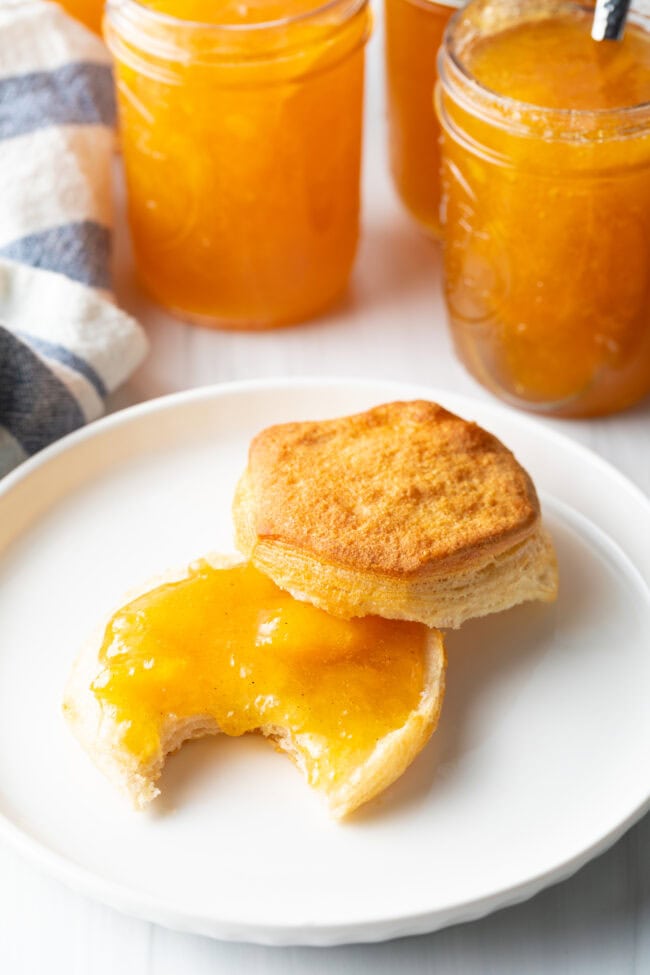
(105, 0, 371, 329)
(385, 0, 462, 236)
(436, 0, 650, 418)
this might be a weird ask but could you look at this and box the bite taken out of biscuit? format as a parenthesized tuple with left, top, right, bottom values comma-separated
(63, 554, 447, 819)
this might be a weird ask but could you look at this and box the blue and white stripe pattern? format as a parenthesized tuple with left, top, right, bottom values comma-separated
(0, 0, 147, 476)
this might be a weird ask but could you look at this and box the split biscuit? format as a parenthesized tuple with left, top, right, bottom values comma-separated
(63, 554, 446, 819)
(233, 400, 558, 628)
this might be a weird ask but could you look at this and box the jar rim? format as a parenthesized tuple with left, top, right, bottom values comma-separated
(441, 0, 650, 133)
(106, 0, 367, 35)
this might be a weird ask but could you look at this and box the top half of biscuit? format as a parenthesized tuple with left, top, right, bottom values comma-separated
(234, 400, 541, 577)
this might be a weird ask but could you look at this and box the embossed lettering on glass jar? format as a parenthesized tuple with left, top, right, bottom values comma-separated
(436, 0, 650, 417)
(105, 0, 371, 329)
(385, 0, 461, 236)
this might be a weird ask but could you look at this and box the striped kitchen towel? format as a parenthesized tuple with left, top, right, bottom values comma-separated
(0, 0, 148, 477)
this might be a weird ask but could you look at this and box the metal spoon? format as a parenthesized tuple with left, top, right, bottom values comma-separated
(591, 0, 632, 40)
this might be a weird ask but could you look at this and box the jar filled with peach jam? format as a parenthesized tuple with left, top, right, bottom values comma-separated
(385, 0, 461, 236)
(105, 0, 371, 329)
(436, 0, 650, 417)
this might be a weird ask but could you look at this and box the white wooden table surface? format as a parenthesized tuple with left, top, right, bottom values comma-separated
(2, 20, 649, 974)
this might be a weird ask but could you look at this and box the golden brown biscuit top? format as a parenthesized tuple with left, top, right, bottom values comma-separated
(244, 401, 540, 575)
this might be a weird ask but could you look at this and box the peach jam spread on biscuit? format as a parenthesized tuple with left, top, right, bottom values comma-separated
(92, 561, 428, 787)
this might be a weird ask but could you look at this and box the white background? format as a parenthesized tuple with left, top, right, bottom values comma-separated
(1, 9, 649, 972)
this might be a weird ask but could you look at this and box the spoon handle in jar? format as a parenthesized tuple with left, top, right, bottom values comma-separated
(592, 0, 632, 41)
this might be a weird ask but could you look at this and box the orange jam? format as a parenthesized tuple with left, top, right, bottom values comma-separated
(58, 0, 104, 33)
(384, 0, 459, 235)
(92, 561, 428, 787)
(104, 0, 371, 329)
(436, 0, 650, 417)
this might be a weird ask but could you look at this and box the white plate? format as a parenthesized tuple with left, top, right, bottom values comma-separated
(0, 378, 649, 946)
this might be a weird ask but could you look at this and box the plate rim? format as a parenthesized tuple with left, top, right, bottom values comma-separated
(1, 376, 649, 946)
(2, 376, 649, 518)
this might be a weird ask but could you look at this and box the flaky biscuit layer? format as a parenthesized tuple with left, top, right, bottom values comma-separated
(233, 401, 558, 627)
